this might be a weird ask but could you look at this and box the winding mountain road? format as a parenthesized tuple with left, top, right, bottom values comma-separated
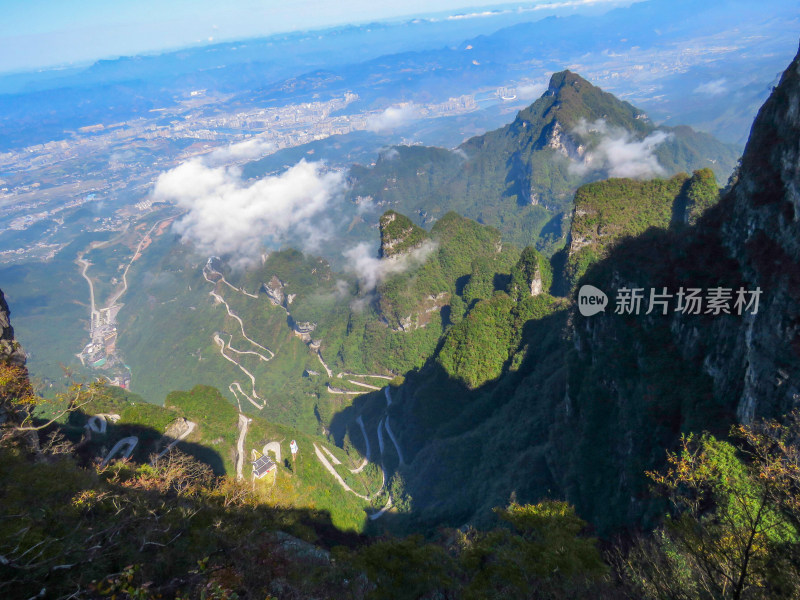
(235, 413, 251, 481)
(347, 380, 382, 391)
(153, 420, 197, 461)
(316, 352, 334, 378)
(349, 415, 372, 474)
(339, 372, 394, 381)
(368, 497, 394, 521)
(201, 258, 404, 519)
(326, 384, 364, 395)
(320, 444, 342, 465)
(313, 443, 369, 500)
(204, 269, 275, 358)
(77, 257, 99, 334)
(100, 436, 138, 467)
(222, 334, 272, 363)
(219, 276, 259, 299)
(383, 387, 405, 465)
(263, 441, 281, 463)
(214, 334, 265, 410)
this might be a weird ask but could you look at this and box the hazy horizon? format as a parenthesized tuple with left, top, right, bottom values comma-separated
(0, 0, 635, 75)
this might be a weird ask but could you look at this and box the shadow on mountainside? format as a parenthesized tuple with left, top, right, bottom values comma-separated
(327, 188, 769, 537)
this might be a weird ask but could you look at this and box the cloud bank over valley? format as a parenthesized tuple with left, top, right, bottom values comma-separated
(153, 157, 346, 269)
(570, 118, 671, 179)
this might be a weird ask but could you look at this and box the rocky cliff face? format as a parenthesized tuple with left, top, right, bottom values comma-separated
(716, 44, 800, 423)
(547, 43, 800, 530)
(0, 288, 32, 430)
(0, 288, 25, 367)
(263, 276, 287, 307)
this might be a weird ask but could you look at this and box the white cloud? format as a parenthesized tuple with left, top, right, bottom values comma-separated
(343, 240, 438, 293)
(380, 147, 399, 160)
(206, 137, 274, 165)
(445, 0, 622, 20)
(447, 10, 499, 20)
(694, 79, 728, 96)
(570, 119, 671, 179)
(334, 279, 350, 298)
(516, 82, 548, 100)
(354, 195, 377, 215)
(153, 159, 345, 268)
(366, 104, 422, 133)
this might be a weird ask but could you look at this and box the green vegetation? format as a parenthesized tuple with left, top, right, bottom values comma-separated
(683, 167, 720, 224)
(438, 293, 516, 389)
(358, 162, 738, 538)
(555, 169, 720, 292)
(116, 237, 326, 432)
(348, 71, 738, 250)
(508, 246, 553, 300)
(378, 210, 428, 258)
(108, 206, 526, 442)
(569, 175, 685, 244)
(7, 355, 800, 599)
(625, 420, 800, 599)
(438, 293, 560, 389)
(376, 211, 519, 329)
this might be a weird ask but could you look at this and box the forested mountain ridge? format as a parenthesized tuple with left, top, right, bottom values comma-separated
(3, 44, 800, 599)
(550, 43, 800, 529)
(553, 167, 720, 293)
(347, 70, 740, 249)
(369, 44, 800, 538)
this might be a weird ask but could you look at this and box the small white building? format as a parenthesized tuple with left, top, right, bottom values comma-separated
(252, 455, 277, 479)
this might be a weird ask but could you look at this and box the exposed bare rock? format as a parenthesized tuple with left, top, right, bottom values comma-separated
(544, 119, 585, 160)
(0, 289, 26, 367)
(262, 276, 286, 307)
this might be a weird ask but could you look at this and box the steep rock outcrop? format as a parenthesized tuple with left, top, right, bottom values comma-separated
(378, 210, 428, 259)
(0, 289, 25, 367)
(716, 44, 800, 422)
(262, 276, 286, 307)
(550, 44, 800, 531)
(0, 288, 33, 436)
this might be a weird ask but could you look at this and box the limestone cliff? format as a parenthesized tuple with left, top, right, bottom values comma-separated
(378, 210, 428, 259)
(716, 44, 800, 423)
(549, 43, 800, 530)
(394, 44, 800, 536)
(0, 288, 25, 367)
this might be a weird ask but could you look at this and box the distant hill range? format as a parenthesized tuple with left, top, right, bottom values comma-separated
(346, 70, 740, 250)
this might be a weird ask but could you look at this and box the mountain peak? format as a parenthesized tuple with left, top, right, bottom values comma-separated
(507, 69, 652, 157)
(379, 210, 429, 259)
(546, 69, 586, 94)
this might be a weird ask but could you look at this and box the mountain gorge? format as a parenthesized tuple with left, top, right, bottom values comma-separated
(104, 71, 744, 493)
(4, 19, 800, 598)
(365, 45, 800, 537)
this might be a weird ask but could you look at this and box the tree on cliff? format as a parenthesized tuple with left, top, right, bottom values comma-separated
(623, 417, 800, 599)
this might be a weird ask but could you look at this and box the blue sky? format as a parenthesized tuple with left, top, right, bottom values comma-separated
(0, 0, 624, 73)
